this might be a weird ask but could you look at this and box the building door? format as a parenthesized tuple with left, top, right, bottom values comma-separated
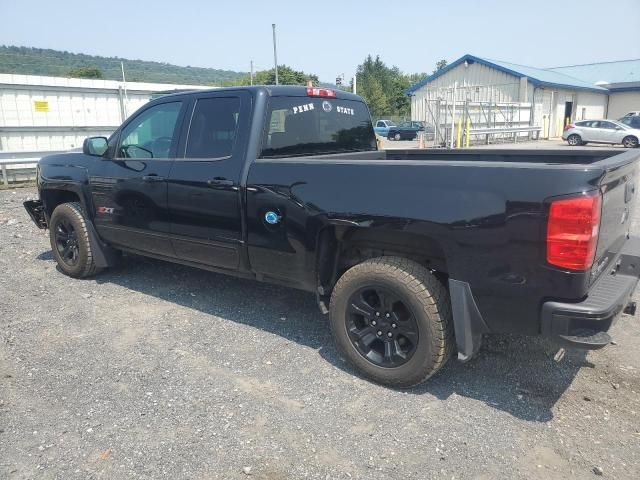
(564, 101, 573, 129)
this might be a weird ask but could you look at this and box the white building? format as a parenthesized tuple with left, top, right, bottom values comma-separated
(547, 60, 640, 119)
(407, 55, 640, 142)
(0, 74, 210, 152)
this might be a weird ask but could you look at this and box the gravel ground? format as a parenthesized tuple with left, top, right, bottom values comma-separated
(1, 186, 639, 480)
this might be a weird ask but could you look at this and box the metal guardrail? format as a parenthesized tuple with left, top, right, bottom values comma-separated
(0, 158, 39, 186)
(468, 126, 542, 144)
(0, 150, 66, 186)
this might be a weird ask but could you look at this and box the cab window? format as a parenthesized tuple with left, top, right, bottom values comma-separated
(185, 97, 241, 159)
(261, 96, 376, 158)
(117, 102, 182, 159)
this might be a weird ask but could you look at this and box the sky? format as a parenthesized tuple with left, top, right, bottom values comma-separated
(1, 0, 639, 83)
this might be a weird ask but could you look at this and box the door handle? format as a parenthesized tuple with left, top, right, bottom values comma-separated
(142, 175, 165, 182)
(207, 178, 234, 187)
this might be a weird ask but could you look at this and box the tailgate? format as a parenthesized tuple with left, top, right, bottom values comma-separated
(592, 153, 639, 281)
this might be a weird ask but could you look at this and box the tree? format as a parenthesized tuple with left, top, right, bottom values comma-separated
(433, 59, 448, 74)
(225, 65, 319, 87)
(66, 66, 104, 79)
(355, 55, 421, 119)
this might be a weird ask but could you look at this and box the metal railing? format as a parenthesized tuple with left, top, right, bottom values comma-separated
(468, 126, 542, 144)
(0, 150, 65, 185)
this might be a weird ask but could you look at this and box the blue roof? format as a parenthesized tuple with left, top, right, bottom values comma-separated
(547, 59, 640, 87)
(406, 54, 610, 95)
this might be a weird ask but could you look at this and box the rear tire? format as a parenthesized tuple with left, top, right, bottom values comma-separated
(49, 202, 101, 278)
(394, 133, 402, 141)
(622, 136, 639, 148)
(567, 134, 582, 146)
(329, 256, 453, 388)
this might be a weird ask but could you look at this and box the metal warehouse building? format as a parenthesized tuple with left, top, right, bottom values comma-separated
(407, 55, 640, 145)
(0, 74, 208, 153)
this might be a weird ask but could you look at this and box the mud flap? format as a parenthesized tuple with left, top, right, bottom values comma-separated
(448, 279, 490, 362)
(85, 219, 120, 268)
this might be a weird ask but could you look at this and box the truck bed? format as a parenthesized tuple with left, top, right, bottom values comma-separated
(304, 147, 634, 166)
(385, 148, 625, 164)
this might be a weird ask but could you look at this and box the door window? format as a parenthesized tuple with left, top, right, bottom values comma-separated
(599, 121, 617, 130)
(117, 102, 182, 159)
(185, 97, 241, 159)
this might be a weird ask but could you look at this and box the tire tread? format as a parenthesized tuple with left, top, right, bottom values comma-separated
(330, 256, 453, 388)
(50, 202, 100, 278)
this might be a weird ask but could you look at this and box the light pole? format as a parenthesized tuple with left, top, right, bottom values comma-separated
(272, 24, 279, 85)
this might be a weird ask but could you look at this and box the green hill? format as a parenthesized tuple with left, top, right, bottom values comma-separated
(0, 45, 246, 85)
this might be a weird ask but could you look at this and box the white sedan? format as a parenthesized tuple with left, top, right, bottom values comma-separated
(562, 119, 640, 148)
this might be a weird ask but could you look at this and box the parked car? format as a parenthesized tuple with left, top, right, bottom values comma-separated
(621, 111, 640, 118)
(388, 121, 437, 141)
(619, 115, 640, 129)
(24, 86, 640, 388)
(386, 121, 421, 141)
(374, 119, 395, 137)
(563, 119, 640, 148)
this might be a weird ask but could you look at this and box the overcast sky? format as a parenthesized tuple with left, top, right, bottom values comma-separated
(2, 0, 639, 82)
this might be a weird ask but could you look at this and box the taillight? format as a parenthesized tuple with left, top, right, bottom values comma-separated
(546, 192, 602, 270)
(306, 87, 337, 98)
(564, 123, 575, 131)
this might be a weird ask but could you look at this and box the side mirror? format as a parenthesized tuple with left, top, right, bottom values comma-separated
(83, 137, 108, 157)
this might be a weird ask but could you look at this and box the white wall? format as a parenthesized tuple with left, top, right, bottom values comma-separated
(414, 61, 521, 101)
(532, 88, 607, 138)
(0, 73, 210, 151)
(607, 91, 640, 119)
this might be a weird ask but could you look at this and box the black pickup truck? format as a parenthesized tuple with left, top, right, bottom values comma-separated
(24, 86, 640, 387)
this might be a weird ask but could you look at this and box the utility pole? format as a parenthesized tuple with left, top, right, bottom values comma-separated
(272, 23, 279, 85)
(353, 74, 357, 95)
(250, 60, 254, 86)
(120, 61, 129, 117)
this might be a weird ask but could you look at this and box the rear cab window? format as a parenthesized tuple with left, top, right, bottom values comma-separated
(261, 96, 377, 158)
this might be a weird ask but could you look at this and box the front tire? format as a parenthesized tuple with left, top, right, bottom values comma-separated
(49, 202, 100, 278)
(623, 136, 639, 148)
(394, 133, 402, 141)
(329, 257, 453, 388)
(567, 134, 582, 146)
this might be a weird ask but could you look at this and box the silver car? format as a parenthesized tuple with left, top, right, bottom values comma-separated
(562, 119, 640, 148)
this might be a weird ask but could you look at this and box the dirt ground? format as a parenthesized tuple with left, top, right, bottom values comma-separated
(1, 186, 639, 479)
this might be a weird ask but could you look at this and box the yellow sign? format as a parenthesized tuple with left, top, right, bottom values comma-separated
(34, 100, 49, 112)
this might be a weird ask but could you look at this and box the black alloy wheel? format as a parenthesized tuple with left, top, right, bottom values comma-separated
(54, 217, 80, 267)
(346, 286, 419, 368)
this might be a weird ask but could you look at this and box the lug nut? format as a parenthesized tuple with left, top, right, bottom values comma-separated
(377, 330, 383, 336)
(375, 312, 381, 317)
(387, 332, 393, 337)
(392, 323, 397, 328)
(371, 320, 377, 326)
(385, 313, 390, 318)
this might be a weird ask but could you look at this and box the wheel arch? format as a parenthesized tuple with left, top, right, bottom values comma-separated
(40, 184, 92, 221)
(40, 185, 118, 268)
(315, 224, 449, 301)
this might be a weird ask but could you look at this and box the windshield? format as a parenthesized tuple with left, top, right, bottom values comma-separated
(261, 96, 377, 157)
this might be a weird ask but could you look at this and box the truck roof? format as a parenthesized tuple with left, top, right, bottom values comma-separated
(156, 85, 364, 102)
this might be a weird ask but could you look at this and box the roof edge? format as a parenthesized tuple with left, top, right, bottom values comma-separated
(406, 54, 609, 95)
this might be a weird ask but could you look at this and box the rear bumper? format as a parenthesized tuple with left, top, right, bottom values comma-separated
(23, 199, 47, 229)
(541, 236, 640, 348)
